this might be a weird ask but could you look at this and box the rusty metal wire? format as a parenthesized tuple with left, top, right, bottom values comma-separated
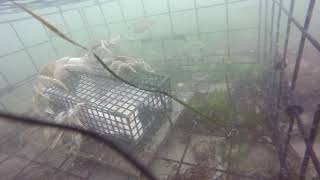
(284, 105, 320, 179)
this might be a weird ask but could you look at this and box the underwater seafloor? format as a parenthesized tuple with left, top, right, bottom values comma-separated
(0, 33, 320, 180)
(0, 1, 320, 178)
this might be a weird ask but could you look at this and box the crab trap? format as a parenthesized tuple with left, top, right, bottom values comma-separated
(44, 71, 172, 149)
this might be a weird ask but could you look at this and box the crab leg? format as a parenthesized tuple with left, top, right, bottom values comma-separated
(38, 75, 69, 92)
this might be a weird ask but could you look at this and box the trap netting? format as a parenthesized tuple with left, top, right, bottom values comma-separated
(43, 71, 171, 149)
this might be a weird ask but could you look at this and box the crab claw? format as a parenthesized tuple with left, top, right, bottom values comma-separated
(109, 35, 121, 46)
(56, 56, 71, 64)
(133, 60, 154, 73)
(38, 75, 69, 92)
(140, 61, 154, 72)
(116, 56, 136, 63)
(54, 63, 92, 80)
(33, 83, 50, 99)
(116, 63, 137, 76)
(109, 60, 123, 71)
(100, 40, 113, 54)
(100, 40, 108, 50)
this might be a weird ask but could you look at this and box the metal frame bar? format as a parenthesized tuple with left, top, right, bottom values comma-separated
(0, 26, 258, 58)
(193, 0, 200, 36)
(0, 0, 241, 24)
(117, 0, 130, 32)
(0, 0, 252, 17)
(271, 0, 287, 177)
(1, 1, 320, 179)
(155, 155, 257, 179)
(299, 105, 320, 179)
(281, 0, 295, 65)
(257, 0, 262, 62)
(166, 0, 174, 36)
(272, 0, 320, 52)
(263, 0, 269, 63)
(95, 0, 111, 39)
(223, 1, 239, 178)
(9, 23, 39, 72)
(290, 0, 316, 91)
(283, 105, 320, 179)
(274, 0, 282, 50)
(41, 22, 60, 59)
(272, 0, 320, 178)
(78, 7, 93, 42)
(223, 0, 237, 121)
(294, 110, 320, 176)
(0, 24, 259, 90)
(280, 114, 295, 179)
(268, 0, 275, 63)
(58, 6, 79, 54)
(139, 0, 149, 57)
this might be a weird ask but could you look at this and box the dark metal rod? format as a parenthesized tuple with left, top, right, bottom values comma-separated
(295, 113, 320, 176)
(263, 0, 269, 63)
(272, 0, 320, 53)
(95, 0, 111, 38)
(273, 0, 284, 117)
(257, 0, 262, 62)
(225, 0, 231, 58)
(2, 0, 252, 16)
(117, 0, 130, 32)
(175, 132, 192, 175)
(268, 1, 275, 63)
(1, 0, 252, 24)
(277, 3, 296, 178)
(223, 0, 237, 120)
(160, 95, 177, 133)
(0, 25, 257, 59)
(268, 0, 277, 120)
(290, 0, 316, 91)
(279, 115, 295, 180)
(161, 39, 167, 61)
(299, 105, 320, 180)
(140, 0, 147, 16)
(41, 22, 60, 58)
(274, 0, 283, 48)
(140, 0, 153, 39)
(166, 0, 174, 35)
(281, 0, 296, 64)
(273, 0, 286, 177)
(155, 156, 257, 179)
(79, 8, 93, 42)
(194, 0, 200, 36)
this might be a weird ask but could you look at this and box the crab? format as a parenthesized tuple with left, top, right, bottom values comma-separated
(33, 56, 92, 115)
(32, 36, 123, 115)
(85, 37, 155, 78)
(43, 102, 85, 152)
(109, 56, 154, 78)
(85, 35, 121, 64)
(32, 35, 156, 151)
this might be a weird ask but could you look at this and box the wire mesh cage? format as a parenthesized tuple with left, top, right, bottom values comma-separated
(44, 71, 171, 149)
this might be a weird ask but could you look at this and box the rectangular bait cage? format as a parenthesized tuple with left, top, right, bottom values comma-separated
(45, 71, 171, 148)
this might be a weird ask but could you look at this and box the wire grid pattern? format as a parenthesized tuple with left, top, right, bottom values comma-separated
(45, 72, 171, 147)
(0, 0, 261, 111)
(0, 0, 93, 13)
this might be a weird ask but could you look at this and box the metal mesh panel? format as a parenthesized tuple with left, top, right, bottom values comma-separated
(45, 71, 171, 148)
